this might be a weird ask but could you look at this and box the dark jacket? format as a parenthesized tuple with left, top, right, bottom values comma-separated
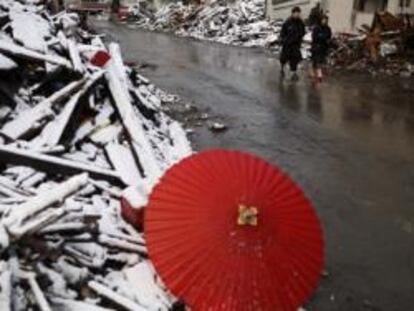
(280, 17, 306, 49)
(308, 5, 323, 27)
(311, 24, 332, 64)
(280, 17, 306, 65)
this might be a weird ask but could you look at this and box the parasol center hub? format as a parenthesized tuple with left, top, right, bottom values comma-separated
(237, 204, 259, 227)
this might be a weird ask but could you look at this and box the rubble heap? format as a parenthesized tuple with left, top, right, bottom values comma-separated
(329, 12, 414, 76)
(0, 0, 192, 310)
(131, 0, 282, 50)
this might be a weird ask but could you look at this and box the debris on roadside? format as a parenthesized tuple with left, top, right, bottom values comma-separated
(209, 122, 228, 133)
(0, 0, 193, 309)
(129, 0, 283, 51)
(329, 11, 414, 76)
(127, 2, 414, 76)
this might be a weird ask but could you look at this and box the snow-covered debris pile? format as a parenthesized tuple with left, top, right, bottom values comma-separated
(0, 0, 192, 309)
(133, 0, 283, 50)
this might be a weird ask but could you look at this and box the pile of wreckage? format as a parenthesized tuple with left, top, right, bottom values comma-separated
(130, 0, 283, 50)
(0, 0, 193, 310)
(329, 11, 414, 76)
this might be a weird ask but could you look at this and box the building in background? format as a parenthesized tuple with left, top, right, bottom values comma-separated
(266, 0, 414, 32)
(64, 0, 111, 12)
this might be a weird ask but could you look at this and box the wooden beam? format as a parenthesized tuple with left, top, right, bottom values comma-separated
(0, 145, 122, 185)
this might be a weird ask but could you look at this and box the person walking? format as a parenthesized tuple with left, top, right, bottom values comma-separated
(280, 7, 306, 81)
(310, 15, 332, 83)
(308, 2, 323, 29)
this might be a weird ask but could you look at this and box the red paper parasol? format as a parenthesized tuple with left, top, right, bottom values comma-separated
(145, 149, 324, 311)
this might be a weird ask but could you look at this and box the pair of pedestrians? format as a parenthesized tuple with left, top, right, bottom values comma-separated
(280, 6, 332, 83)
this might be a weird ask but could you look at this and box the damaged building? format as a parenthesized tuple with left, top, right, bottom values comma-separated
(266, 0, 414, 32)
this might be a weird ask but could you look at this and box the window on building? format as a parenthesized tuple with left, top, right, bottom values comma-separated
(399, 0, 411, 7)
(272, 0, 293, 5)
(355, 0, 388, 12)
(356, 0, 366, 11)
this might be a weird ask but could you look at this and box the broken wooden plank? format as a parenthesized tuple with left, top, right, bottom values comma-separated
(98, 234, 147, 254)
(36, 71, 104, 147)
(1, 79, 85, 140)
(68, 39, 84, 73)
(3, 174, 88, 232)
(0, 262, 11, 311)
(105, 44, 161, 184)
(88, 281, 147, 311)
(88, 178, 122, 198)
(0, 40, 72, 68)
(0, 145, 122, 184)
(9, 208, 65, 241)
(105, 142, 141, 186)
(17, 270, 52, 311)
(51, 297, 115, 311)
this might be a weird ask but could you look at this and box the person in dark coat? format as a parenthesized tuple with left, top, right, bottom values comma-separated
(308, 2, 323, 28)
(280, 7, 306, 81)
(310, 15, 332, 83)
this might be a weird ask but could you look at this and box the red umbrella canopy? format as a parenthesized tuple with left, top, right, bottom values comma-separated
(145, 149, 324, 311)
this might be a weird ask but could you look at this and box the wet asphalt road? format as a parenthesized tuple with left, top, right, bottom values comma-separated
(93, 20, 414, 311)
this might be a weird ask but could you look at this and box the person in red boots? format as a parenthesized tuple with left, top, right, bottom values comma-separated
(310, 15, 332, 83)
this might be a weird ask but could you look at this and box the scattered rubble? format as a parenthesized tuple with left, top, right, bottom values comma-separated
(127, 2, 414, 76)
(329, 12, 414, 76)
(129, 0, 283, 51)
(0, 0, 193, 309)
(209, 122, 228, 133)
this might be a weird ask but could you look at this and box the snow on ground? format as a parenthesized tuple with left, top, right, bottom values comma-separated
(0, 0, 193, 310)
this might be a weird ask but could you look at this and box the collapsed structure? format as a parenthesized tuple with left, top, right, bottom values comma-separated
(0, 0, 193, 310)
(329, 11, 414, 75)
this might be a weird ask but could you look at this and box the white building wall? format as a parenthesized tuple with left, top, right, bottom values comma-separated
(266, 0, 320, 21)
(325, 0, 355, 33)
(266, 0, 411, 33)
(392, 0, 414, 15)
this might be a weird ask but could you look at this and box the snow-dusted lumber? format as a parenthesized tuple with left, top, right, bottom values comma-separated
(108, 44, 130, 94)
(105, 44, 162, 184)
(51, 298, 115, 311)
(0, 181, 26, 199)
(1, 79, 85, 140)
(40, 222, 87, 234)
(0, 262, 11, 311)
(9, 3, 51, 52)
(38, 71, 104, 147)
(0, 145, 122, 183)
(3, 174, 88, 230)
(18, 270, 52, 311)
(88, 280, 147, 311)
(0, 53, 17, 71)
(0, 2, 192, 309)
(9, 208, 64, 240)
(68, 39, 84, 73)
(123, 262, 173, 310)
(88, 178, 122, 198)
(98, 234, 147, 254)
(0, 40, 72, 68)
(105, 142, 142, 186)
